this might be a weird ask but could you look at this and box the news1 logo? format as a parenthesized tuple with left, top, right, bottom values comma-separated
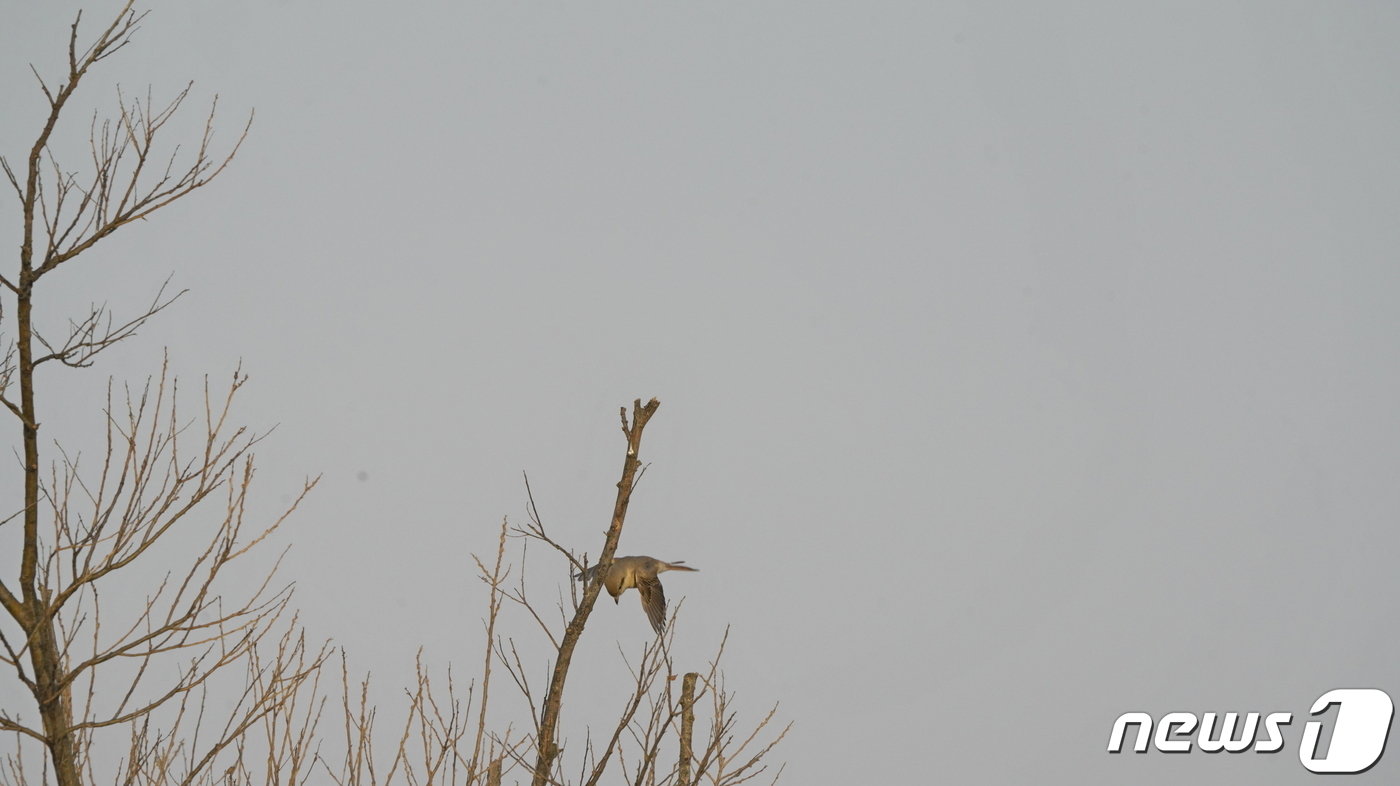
(1107, 688, 1394, 774)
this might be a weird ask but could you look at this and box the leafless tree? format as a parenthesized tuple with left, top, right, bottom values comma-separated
(321, 405, 789, 786)
(1, 4, 324, 786)
(489, 404, 790, 786)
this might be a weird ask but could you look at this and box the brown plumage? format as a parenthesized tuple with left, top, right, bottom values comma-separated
(573, 556, 699, 634)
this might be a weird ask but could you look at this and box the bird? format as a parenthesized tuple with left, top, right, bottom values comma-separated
(573, 556, 698, 634)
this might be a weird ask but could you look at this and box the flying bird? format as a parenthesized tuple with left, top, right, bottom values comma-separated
(574, 556, 698, 634)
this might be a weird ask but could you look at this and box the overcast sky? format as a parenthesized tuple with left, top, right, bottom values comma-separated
(4, 2, 1400, 783)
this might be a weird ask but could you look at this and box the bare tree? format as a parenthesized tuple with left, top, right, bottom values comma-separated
(1, 5, 325, 786)
(491, 405, 791, 786)
(320, 405, 790, 786)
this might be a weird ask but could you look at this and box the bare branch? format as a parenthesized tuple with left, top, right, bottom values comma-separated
(528, 398, 660, 786)
(32, 280, 186, 368)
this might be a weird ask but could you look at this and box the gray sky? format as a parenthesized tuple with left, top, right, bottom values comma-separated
(4, 2, 1400, 783)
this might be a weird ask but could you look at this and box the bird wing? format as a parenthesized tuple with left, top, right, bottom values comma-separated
(636, 575, 667, 634)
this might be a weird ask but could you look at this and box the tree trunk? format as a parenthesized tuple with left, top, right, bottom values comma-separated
(678, 672, 698, 786)
(17, 276, 81, 786)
